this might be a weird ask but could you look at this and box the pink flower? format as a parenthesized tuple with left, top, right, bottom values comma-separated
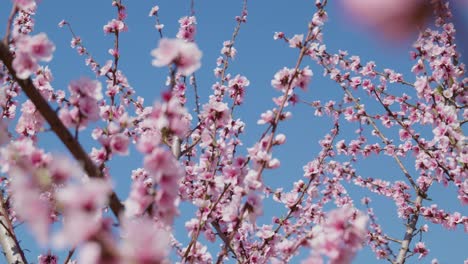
(414, 242, 429, 259)
(53, 179, 112, 248)
(136, 131, 161, 154)
(38, 254, 58, 264)
(149, 5, 159, 16)
(48, 156, 83, 184)
(341, 0, 430, 40)
(143, 145, 172, 172)
(151, 38, 202, 76)
(256, 225, 275, 239)
(399, 129, 411, 141)
(103, 19, 126, 34)
(271, 67, 294, 91)
(58, 20, 67, 27)
(273, 32, 285, 40)
(221, 40, 237, 58)
(289, 34, 304, 48)
(13, 0, 36, 10)
(296, 66, 313, 90)
(69, 77, 103, 101)
(119, 216, 170, 263)
(77, 242, 101, 264)
(13, 34, 55, 79)
(309, 207, 368, 264)
(177, 16, 197, 42)
(25, 33, 56, 62)
(9, 168, 51, 245)
(98, 60, 113, 76)
(274, 134, 286, 145)
(109, 133, 130, 155)
(155, 24, 164, 30)
(12, 52, 39, 79)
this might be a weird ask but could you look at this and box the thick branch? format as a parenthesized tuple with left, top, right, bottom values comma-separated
(0, 191, 27, 264)
(0, 40, 124, 219)
(395, 195, 423, 264)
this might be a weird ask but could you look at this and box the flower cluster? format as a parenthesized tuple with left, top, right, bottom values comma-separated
(177, 16, 197, 42)
(151, 38, 202, 76)
(12, 33, 55, 79)
(305, 207, 368, 264)
(59, 77, 103, 130)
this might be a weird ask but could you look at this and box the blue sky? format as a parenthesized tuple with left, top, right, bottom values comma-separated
(1, 0, 467, 263)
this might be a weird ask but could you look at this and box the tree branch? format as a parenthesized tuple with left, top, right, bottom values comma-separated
(395, 195, 423, 264)
(0, 40, 124, 219)
(0, 190, 27, 264)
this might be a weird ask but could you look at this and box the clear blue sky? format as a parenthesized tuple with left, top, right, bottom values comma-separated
(1, 1, 466, 263)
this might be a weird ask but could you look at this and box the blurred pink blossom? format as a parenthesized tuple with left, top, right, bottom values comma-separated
(341, 0, 431, 40)
(151, 38, 202, 76)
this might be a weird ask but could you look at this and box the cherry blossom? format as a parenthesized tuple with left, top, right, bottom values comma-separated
(151, 38, 202, 76)
(13, 0, 36, 10)
(341, 0, 431, 40)
(12, 33, 55, 79)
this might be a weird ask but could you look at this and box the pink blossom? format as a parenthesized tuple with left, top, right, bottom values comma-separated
(274, 134, 286, 145)
(38, 254, 58, 264)
(289, 34, 304, 48)
(109, 133, 130, 155)
(25, 33, 55, 62)
(9, 167, 51, 245)
(155, 24, 164, 30)
(124, 170, 153, 217)
(151, 38, 202, 76)
(12, 52, 39, 79)
(76, 242, 101, 264)
(16, 100, 45, 136)
(177, 16, 197, 42)
(149, 5, 159, 16)
(221, 40, 237, 58)
(119, 216, 170, 263)
(58, 19, 67, 27)
(69, 77, 103, 101)
(309, 207, 368, 264)
(341, 0, 430, 40)
(228, 74, 249, 105)
(271, 67, 293, 91)
(399, 129, 411, 141)
(136, 131, 161, 154)
(98, 60, 113, 76)
(256, 225, 275, 239)
(413, 242, 429, 259)
(273, 31, 284, 40)
(53, 179, 112, 248)
(103, 19, 126, 34)
(13, 0, 36, 10)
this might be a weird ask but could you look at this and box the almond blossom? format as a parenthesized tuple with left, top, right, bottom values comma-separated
(151, 38, 202, 76)
(12, 33, 55, 79)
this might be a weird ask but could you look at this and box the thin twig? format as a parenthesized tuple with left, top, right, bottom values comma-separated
(63, 248, 75, 264)
(3, 6, 18, 43)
